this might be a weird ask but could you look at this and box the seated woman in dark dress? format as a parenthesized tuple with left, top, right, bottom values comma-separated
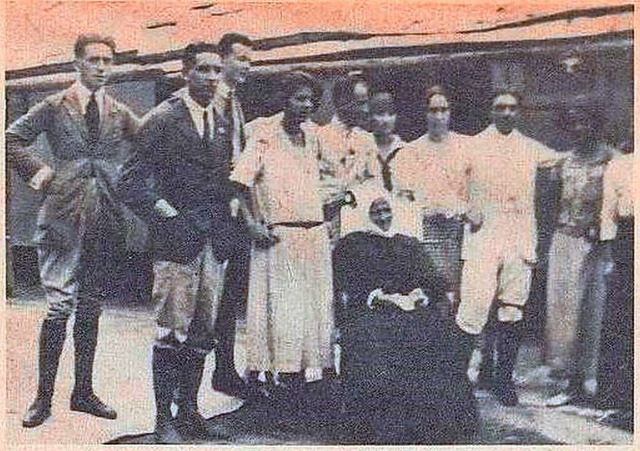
(333, 183, 478, 444)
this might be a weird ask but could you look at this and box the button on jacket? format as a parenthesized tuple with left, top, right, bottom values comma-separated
(6, 82, 139, 248)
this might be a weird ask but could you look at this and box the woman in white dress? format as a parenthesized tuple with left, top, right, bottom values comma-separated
(230, 72, 334, 395)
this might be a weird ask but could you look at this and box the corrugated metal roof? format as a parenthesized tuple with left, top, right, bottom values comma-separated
(6, 0, 633, 71)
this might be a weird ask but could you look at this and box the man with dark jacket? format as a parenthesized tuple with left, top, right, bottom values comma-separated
(7, 33, 139, 428)
(119, 43, 244, 443)
(210, 32, 254, 398)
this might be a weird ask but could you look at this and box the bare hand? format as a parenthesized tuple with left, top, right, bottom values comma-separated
(249, 222, 279, 248)
(29, 166, 55, 191)
(154, 199, 179, 218)
(603, 260, 615, 275)
(464, 209, 484, 232)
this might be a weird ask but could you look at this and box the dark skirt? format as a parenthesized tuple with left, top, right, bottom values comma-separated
(340, 304, 478, 444)
(597, 218, 633, 410)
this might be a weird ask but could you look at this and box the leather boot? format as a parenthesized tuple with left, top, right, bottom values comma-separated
(152, 346, 182, 444)
(22, 319, 67, 428)
(175, 349, 209, 438)
(211, 326, 248, 399)
(211, 360, 249, 399)
(211, 262, 249, 399)
(493, 322, 520, 407)
(477, 324, 497, 390)
(70, 311, 117, 419)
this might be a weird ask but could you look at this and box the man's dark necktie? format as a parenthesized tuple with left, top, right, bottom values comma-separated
(85, 92, 100, 143)
(203, 110, 211, 142)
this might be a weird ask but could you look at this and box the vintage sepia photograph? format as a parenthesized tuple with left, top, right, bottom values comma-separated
(3, 0, 634, 446)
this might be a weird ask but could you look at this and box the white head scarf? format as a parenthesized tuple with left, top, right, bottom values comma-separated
(340, 180, 421, 238)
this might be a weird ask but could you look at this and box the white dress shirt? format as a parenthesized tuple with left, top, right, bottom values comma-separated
(74, 81, 106, 117)
(179, 88, 215, 140)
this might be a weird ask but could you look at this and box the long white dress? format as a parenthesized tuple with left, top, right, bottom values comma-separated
(230, 113, 334, 380)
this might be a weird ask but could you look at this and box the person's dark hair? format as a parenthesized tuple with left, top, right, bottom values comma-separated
(332, 73, 367, 109)
(182, 42, 219, 71)
(281, 71, 323, 112)
(426, 85, 448, 105)
(218, 33, 253, 58)
(74, 33, 116, 59)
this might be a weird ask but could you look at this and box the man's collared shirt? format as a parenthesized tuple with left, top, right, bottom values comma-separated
(74, 80, 106, 117)
(462, 125, 561, 262)
(178, 88, 216, 140)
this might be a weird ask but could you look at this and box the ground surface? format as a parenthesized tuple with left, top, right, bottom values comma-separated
(5, 290, 633, 447)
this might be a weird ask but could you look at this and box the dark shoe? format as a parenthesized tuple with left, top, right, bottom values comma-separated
(176, 349, 209, 438)
(242, 372, 273, 405)
(477, 324, 496, 391)
(211, 371, 250, 399)
(155, 419, 183, 444)
(271, 372, 304, 410)
(494, 321, 520, 407)
(70, 392, 117, 419)
(152, 346, 180, 439)
(175, 410, 209, 438)
(476, 350, 494, 391)
(598, 409, 633, 431)
(545, 389, 591, 408)
(71, 312, 116, 419)
(22, 398, 52, 428)
(22, 319, 67, 428)
(492, 383, 518, 407)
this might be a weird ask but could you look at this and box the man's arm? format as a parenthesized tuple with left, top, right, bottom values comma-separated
(536, 142, 565, 169)
(118, 110, 172, 221)
(600, 159, 620, 242)
(6, 98, 55, 188)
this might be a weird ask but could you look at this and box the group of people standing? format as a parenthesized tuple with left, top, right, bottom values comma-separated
(7, 30, 633, 444)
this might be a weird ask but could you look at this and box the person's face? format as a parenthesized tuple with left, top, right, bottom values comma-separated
(223, 43, 252, 85)
(491, 93, 519, 135)
(569, 112, 589, 142)
(184, 52, 223, 104)
(286, 85, 315, 123)
(369, 199, 393, 232)
(371, 108, 396, 137)
(353, 81, 370, 128)
(427, 94, 450, 138)
(567, 109, 595, 148)
(76, 43, 114, 92)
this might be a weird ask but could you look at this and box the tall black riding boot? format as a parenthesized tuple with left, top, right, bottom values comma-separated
(22, 319, 67, 428)
(211, 253, 250, 399)
(493, 322, 521, 406)
(477, 323, 497, 390)
(152, 346, 182, 443)
(176, 349, 209, 438)
(211, 340, 248, 398)
(70, 311, 117, 419)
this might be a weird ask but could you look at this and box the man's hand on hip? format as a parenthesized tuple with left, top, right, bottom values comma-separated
(154, 199, 179, 218)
